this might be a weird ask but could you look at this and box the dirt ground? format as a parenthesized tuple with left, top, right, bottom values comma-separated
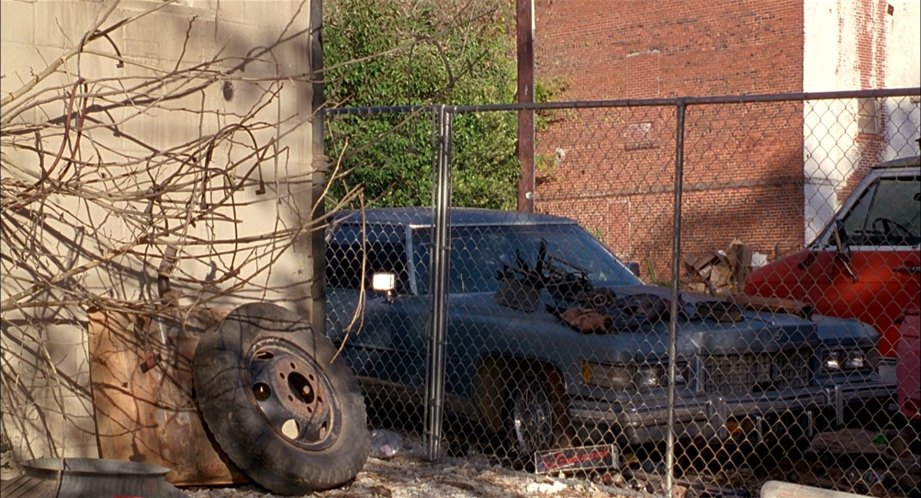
(1, 431, 641, 498)
(3, 428, 919, 497)
(183, 455, 636, 498)
(180, 432, 642, 498)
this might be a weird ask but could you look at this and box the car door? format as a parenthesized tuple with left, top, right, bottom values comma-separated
(326, 223, 429, 392)
(806, 171, 921, 357)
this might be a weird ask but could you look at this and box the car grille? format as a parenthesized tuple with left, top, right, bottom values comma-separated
(701, 348, 814, 397)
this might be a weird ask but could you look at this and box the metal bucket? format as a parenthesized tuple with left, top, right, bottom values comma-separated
(0, 458, 186, 498)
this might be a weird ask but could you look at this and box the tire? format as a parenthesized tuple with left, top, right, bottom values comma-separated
(507, 374, 559, 465)
(754, 412, 813, 465)
(193, 302, 370, 495)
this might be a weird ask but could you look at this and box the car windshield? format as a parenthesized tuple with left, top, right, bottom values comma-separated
(412, 223, 642, 294)
(835, 175, 921, 247)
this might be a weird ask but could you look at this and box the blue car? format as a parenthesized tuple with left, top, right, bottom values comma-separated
(324, 208, 892, 461)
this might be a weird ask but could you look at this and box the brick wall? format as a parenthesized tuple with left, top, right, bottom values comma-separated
(534, 0, 804, 99)
(533, 0, 807, 279)
(846, 0, 889, 197)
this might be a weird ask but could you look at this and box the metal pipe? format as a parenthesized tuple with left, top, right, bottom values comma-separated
(452, 87, 920, 113)
(321, 87, 918, 117)
(322, 87, 918, 122)
(324, 104, 430, 116)
(309, 0, 328, 338)
(425, 104, 453, 461)
(666, 100, 686, 496)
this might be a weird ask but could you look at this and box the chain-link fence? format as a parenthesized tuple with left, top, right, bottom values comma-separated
(323, 88, 920, 497)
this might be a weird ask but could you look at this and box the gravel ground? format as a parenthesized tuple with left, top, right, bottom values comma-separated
(179, 431, 648, 498)
(4, 429, 919, 498)
(182, 454, 640, 498)
(1, 431, 645, 498)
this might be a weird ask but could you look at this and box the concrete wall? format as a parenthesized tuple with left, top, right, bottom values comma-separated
(0, 0, 323, 461)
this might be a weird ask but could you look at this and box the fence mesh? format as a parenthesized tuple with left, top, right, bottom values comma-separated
(324, 91, 920, 497)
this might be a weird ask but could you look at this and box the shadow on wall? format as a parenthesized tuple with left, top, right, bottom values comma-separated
(0, 0, 329, 463)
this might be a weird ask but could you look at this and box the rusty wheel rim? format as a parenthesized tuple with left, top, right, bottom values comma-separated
(246, 337, 341, 451)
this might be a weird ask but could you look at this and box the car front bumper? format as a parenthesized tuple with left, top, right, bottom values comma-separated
(567, 378, 896, 446)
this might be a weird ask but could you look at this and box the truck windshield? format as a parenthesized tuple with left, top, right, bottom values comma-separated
(412, 223, 641, 294)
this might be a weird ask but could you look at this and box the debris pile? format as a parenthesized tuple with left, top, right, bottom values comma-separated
(682, 239, 766, 295)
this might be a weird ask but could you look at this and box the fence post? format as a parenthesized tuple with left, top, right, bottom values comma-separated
(666, 99, 686, 496)
(425, 104, 453, 461)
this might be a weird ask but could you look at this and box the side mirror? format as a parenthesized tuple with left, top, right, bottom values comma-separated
(626, 261, 641, 277)
(371, 272, 396, 303)
(832, 219, 848, 254)
(831, 220, 858, 282)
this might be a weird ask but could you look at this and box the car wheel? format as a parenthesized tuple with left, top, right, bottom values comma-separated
(193, 302, 370, 495)
(756, 412, 813, 465)
(508, 374, 558, 464)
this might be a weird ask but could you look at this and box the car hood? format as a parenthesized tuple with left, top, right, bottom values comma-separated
(447, 284, 819, 363)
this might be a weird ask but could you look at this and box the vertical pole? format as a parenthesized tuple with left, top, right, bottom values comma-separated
(425, 104, 452, 461)
(308, 0, 327, 336)
(666, 100, 686, 496)
(516, 0, 535, 213)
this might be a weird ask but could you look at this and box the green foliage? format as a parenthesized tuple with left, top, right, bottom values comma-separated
(323, 0, 520, 208)
(534, 76, 568, 131)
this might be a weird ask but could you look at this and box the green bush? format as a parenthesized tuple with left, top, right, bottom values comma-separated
(323, 0, 519, 209)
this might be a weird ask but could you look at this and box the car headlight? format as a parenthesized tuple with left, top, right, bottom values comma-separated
(844, 351, 866, 369)
(582, 362, 634, 390)
(823, 350, 843, 370)
(822, 348, 878, 372)
(581, 362, 687, 390)
(636, 366, 661, 388)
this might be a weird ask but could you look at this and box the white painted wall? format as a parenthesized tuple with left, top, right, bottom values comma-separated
(881, 1, 921, 160)
(802, 0, 920, 243)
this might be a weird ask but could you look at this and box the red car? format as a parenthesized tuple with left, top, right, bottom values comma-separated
(745, 155, 920, 385)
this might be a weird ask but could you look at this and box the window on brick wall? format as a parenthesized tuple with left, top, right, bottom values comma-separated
(857, 98, 881, 135)
(624, 122, 657, 150)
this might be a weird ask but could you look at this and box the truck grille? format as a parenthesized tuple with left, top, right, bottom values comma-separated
(702, 348, 814, 397)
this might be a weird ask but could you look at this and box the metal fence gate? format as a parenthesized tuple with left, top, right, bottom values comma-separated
(324, 88, 920, 497)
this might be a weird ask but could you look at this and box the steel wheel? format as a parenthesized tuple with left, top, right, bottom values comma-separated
(509, 376, 557, 460)
(246, 338, 340, 450)
(194, 302, 369, 495)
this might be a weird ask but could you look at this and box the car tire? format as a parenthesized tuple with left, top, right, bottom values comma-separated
(756, 412, 813, 465)
(193, 302, 370, 495)
(507, 373, 559, 465)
